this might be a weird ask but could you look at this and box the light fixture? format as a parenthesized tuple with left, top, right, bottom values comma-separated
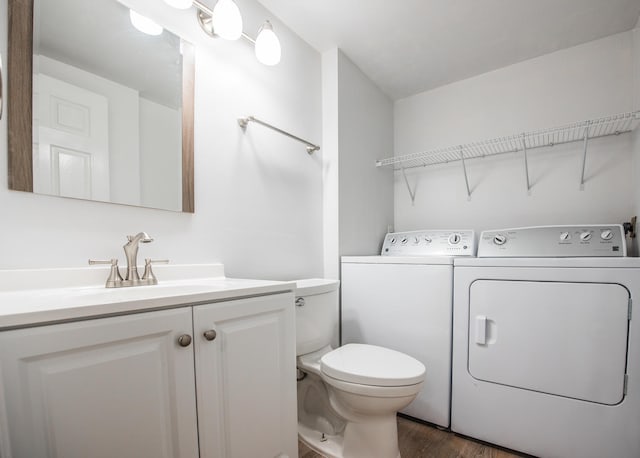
(129, 10, 163, 36)
(254, 21, 281, 66)
(166, 0, 281, 65)
(211, 0, 243, 41)
(163, 0, 193, 9)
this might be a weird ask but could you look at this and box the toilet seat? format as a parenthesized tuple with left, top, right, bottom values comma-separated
(322, 373, 424, 397)
(320, 343, 425, 387)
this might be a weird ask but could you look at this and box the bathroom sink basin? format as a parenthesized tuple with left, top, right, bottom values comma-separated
(30, 278, 265, 305)
(74, 281, 223, 297)
(0, 265, 296, 329)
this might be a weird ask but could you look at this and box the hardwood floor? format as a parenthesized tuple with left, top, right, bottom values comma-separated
(298, 416, 525, 458)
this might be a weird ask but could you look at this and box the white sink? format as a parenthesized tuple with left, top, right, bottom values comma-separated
(0, 265, 296, 329)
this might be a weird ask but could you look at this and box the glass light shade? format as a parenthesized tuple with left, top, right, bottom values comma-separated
(129, 10, 163, 36)
(164, 0, 193, 9)
(212, 0, 243, 40)
(255, 21, 281, 66)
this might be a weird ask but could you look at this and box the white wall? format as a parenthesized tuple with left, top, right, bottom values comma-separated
(0, 0, 323, 280)
(322, 49, 394, 278)
(394, 32, 635, 233)
(139, 98, 181, 211)
(337, 51, 394, 255)
(322, 49, 340, 279)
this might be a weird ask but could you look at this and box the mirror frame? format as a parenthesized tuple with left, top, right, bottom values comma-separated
(7, 0, 195, 213)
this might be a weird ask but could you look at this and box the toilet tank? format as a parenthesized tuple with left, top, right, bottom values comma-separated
(295, 279, 340, 356)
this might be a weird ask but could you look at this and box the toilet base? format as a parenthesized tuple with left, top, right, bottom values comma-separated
(299, 422, 343, 458)
(342, 414, 401, 458)
(298, 417, 402, 458)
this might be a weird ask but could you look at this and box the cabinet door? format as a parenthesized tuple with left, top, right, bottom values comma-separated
(194, 293, 297, 458)
(0, 308, 199, 458)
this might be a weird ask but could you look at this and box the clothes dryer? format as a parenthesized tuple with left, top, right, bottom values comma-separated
(451, 225, 639, 458)
(341, 229, 476, 428)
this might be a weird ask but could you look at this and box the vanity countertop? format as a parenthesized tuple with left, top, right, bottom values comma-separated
(0, 264, 296, 330)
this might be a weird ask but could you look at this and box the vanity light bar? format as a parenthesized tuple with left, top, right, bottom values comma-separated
(170, 0, 282, 66)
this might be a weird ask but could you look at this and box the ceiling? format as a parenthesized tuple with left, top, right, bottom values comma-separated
(257, 0, 640, 100)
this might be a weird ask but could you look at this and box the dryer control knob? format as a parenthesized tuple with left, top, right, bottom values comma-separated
(390, 237, 397, 244)
(448, 233, 461, 245)
(600, 230, 613, 241)
(424, 236, 432, 243)
(401, 237, 408, 245)
(493, 235, 507, 245)
(559, 232, 571, 241)
(580, 231, 592, 241)
(412, 236, 420, 244)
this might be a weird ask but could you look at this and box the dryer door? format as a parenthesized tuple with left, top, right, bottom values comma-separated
(468, 280, 629, 405)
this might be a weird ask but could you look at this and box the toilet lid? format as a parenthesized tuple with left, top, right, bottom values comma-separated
(320, 344, 426, 387)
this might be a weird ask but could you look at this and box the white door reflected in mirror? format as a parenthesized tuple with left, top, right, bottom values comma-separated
(33, 74, 110, 201)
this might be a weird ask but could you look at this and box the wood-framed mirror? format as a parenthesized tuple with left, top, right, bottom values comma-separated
(8, 0, 195, 213)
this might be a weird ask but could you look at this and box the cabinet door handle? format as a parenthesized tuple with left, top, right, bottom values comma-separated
(203, 330, 217, 341)
(177, 334, 192, 347)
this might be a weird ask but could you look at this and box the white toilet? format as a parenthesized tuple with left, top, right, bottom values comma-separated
(295, 279, 426, 458)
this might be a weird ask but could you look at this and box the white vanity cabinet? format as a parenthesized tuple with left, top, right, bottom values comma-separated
(0, 307, 199, 458)
(0, 291, 297, 458)
(193, 293, 297, 458)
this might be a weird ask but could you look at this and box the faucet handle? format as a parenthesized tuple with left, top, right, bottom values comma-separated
(88, 258, 117, 265)
(88, 259, 123, 288)
(142, 259, 169, 284)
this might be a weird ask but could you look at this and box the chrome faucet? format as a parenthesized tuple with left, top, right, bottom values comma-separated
(123, 232, 153, 281)
(89, 232, 169, 288)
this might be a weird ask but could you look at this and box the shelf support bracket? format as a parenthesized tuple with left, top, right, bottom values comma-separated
(580, 122, 591, 191)
(521, 134, 531, 194)
(400, 166, 416, 206)
(459, 147, 471, 200)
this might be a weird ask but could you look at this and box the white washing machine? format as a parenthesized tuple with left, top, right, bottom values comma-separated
(341, 229, 476, 428)
(452, 225, 640, 458)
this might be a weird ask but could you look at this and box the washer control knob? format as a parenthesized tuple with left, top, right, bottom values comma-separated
(580, 231, 592, 241)
(389, 237, 397, 245)
(600, 230, 613, 241)
(493, 235, 507, 246)
(424, 236, 432, 244)
(448, 233, 461, 245)
(401, 237, 408, 245)
(559, 232, 571, 241)
(413, 236, 420, 245)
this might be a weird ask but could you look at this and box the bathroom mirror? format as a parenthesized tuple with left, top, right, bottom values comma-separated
(8, 0, 195, 212)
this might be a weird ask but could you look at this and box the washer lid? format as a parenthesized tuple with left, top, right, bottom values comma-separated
(321, 344, 425, 387)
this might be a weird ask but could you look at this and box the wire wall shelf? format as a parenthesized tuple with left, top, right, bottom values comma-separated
(376, 111, 640, 202)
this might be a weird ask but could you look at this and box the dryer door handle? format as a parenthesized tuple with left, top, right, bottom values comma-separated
(475, 315, 487, 345)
